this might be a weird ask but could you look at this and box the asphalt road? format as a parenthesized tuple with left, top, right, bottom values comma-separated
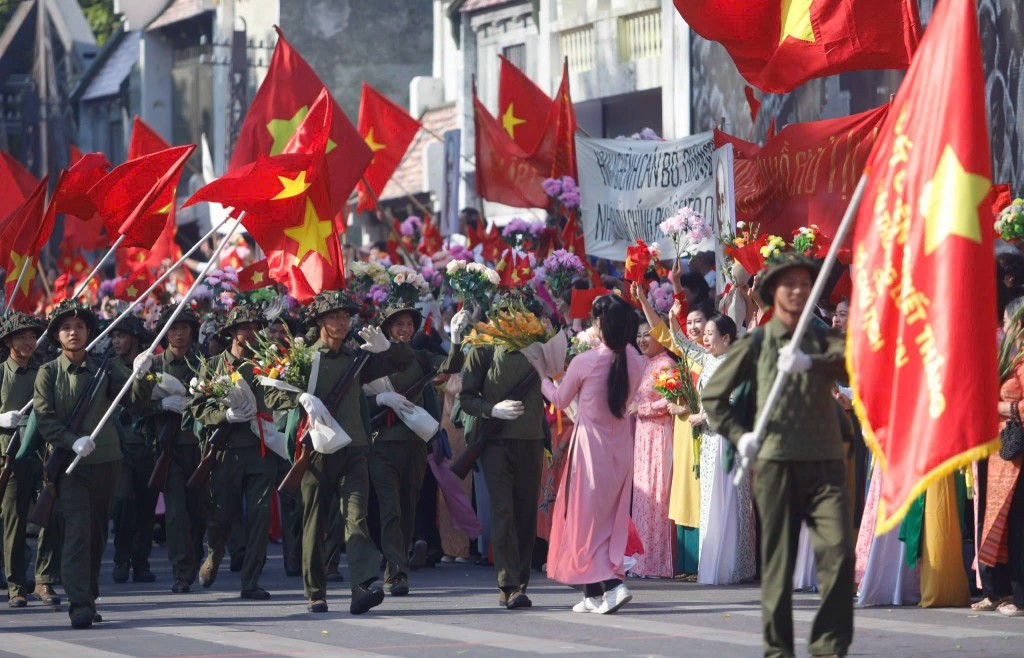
(2, 542, 1022, 658)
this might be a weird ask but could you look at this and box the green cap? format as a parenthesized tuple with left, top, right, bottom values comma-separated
(46, 299, 98, 346)
(756, 253, 820, 305)
(0, 311, 44, 342)
(378, 305, 422, 335)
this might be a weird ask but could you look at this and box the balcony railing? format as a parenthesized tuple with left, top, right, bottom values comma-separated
(560, 24, 595, 73)
(618, 9, 661, 62)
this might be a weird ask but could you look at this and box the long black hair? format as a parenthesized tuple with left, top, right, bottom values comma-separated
(592, 295, 639, 419)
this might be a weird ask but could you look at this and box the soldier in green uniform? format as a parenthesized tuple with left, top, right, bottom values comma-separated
(265, 290, 414, 614)
(702, 254, 854, 658)
(191, 302, 277, 600)
(110, 314, 158, 583)
(458, 293, 549, 610)
(143, 305, 206, 593)
(366, 304, 466, 596)
(33, 299, 154, 629)
(0, 311, 60, 608)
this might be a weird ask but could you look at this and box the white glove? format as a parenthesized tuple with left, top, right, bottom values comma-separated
(737, 432, 761, 461)
(133, 352, 154, 380)
(777, 345, 812, 374)
(226, 397, 256, 423)
(0, 411, 22, 429)
(161, 395, 185, 415)
(449, 310, 471, 344)
(298, 393, 332, 426)
(376, 391, 415, 415)
(358, 326, 391, 354)
(72, 436, 96, 457)
(491, 400, 525, 420)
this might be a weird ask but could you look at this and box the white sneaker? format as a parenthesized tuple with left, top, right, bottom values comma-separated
(572, 596, 601, 613)
(597, 584, 632, 614)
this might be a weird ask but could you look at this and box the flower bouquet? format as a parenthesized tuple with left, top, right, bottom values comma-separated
(542, 176, 581, 211)
(445, 260, 500, 313)
(349, 261, 391, 298)
(1000, 301, 1024, 382)
(249, 330, 317, 391)
(569, 328, 598, 356)
(193, 266, 239, 314)
(653, 362, 702, 475)
(659, 207, 713, 260)
(145, 370, 188, 400)
(647, 280, 675, 315)
(387, 264, 430, 306)
(541, 249, 585, 298)
(791, 224, 831, 258)
(759, 234, 788, 264)
(462, 304, 553, 351)
(996, 199, 1024, 243)
(722, 221, 767, 277)
(501, 217, 547, 251)
(188, 354, 242, 400)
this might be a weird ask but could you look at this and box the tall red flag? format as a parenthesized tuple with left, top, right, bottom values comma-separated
(498, 55, 553, 154)
(0, 152, 39, 222)
(473, 90, 549, 209)
(673, 0, 921, 93)
(529, 60, 578, 180)
(847, 0, 996, 534)
(229, 26, 372, 217)
(89, 144, 195, 250)
(355, 83, 422, 212)
(0, 178, 54, 311)
(418, 212, 443, 257)
(715, 104, 889, 238)
(59, 147, 110, 251)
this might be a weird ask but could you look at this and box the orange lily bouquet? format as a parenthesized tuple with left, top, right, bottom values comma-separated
(652, 363, 699, 411)
(463, 306, 553, 352)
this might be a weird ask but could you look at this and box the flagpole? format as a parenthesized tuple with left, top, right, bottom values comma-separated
(87, 215, 232, 350)
(732, 175, 868, 487)
(68, 234, 127, 301)
(66, 213, 245, 475)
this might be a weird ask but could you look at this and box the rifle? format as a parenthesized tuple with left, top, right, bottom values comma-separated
(0, 426, 23, 500)
(186, 425, 228, 489)
(147, 417, 179, 492)
(369, 368, 439, 431)
(450, 370, 539, 480)
(28, 351, 113, 527)
(279, 351, 371, 498)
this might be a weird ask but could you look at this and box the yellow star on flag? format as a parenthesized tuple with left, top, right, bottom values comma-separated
(126, 285, 139, 298)
(780, 0, 815, 44)
(266, 107, 338, 156)
(920, 146, 991, 256)
(251, 270, 264, 285)
(5, 252, 36, 295)
(502, 103, 527, 139)
(272, 171, 312, 200)
(364, 128, 386, 153)
(283, 199, 334, 265)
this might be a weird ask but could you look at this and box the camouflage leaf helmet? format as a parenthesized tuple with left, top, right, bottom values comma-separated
(156, 304, 203, 346)
(755, 253, 821, 305)
(106, 313, 152, 342)
(305, 289, 361, 323)
(0, 311, 44, 342)
(378, 304, 422, 335)
(45, 299, 98, 346)
(220, 301, 267, 334)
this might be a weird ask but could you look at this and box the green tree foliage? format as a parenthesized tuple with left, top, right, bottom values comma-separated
(0, 1, 119, 46)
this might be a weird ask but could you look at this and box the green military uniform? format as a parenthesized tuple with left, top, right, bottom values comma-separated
(702, 256, 854, 658)
(33, 300, 153, 627)
(264, 290, 414, 612)
(191, 340, 277, 596)
(459, 344, 547, 601)
(0, 312, 59, 605)
(145, 346, 206, 588)
(111, 314, 159, 582)
(366, 305, 464, 591)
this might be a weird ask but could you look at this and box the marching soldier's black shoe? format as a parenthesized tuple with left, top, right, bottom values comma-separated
(93, 613, 103, 623)
(199, 548, 224, 589)
(240, 587, 271, 600)
(70, 613, 93, 629)
(505, 588, 532, 610)
(111, 564, 129, 583)
(307, 599, 328, 613)
(171, 580, 191, 593)
(350, 586, 385, 615)
(387, 574, 409, 596)
(132, 570, 156, 583)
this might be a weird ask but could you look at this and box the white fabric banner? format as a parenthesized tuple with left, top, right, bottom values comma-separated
(576, 133, 717, 261)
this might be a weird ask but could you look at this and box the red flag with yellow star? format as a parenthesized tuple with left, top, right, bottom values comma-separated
(0, 178, 55, 311)
(59, 146, 110, 251)
(847, 0, 996, 534)
(673, 0, 921, 94)
(473, 90, 549, 209)
(114, 267, 154, 301)
(418, 212, 443, 257)
(496, 248, 534, 288)
(195, 88, 344, 302)
(89, 144, 195, 250)
(229, 26, 371, 217)
(355, 83, 422, 212)
(498, 55, 552, 154)
(0, 152, 39, 223)
(238, 259, 272, 292)
(528, 60, 578, 180)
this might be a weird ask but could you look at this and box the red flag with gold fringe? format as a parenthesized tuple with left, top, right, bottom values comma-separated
(847, 0, 997, 534)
